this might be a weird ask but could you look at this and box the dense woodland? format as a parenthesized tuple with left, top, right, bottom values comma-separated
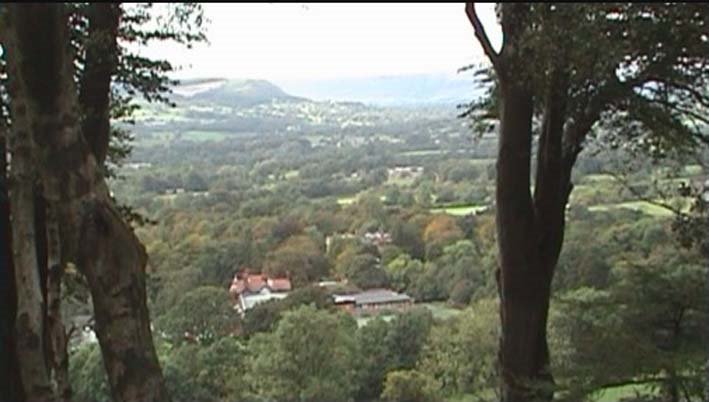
(0, 3, 708, 402)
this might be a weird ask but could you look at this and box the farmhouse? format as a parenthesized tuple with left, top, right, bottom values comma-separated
(362, 230, 392, 247)
(229, 272, 291, 314)
(333, 288, 413, 315)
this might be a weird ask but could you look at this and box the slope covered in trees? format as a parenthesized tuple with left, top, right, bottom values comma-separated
(1, 3, 706, 402)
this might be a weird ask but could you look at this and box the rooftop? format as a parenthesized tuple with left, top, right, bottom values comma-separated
(229, 272, 291, 296)
(334, 289, 412, 306)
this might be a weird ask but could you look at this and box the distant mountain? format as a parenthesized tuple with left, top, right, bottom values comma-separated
(168, 74, 485, 108)
(132, 76, 476, 147)
(172, 78, 306, 107)
(273, 73, 484, 107)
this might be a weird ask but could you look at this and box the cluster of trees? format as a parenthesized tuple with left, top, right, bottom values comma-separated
(71, 305, 438, 402)
(0, 3, 205, 401)
(94, 185, 707, 402)
(69, 217, 707, 402)
(2, 3, 707, 402)
(464, 3, 709, 400)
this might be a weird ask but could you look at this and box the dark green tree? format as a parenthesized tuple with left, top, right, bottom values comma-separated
(246, 305, 359, 402)
(465, 3, 709, 400)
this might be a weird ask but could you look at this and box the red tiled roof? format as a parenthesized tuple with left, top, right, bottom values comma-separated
(230, 272, 291, 294)
(246, 275, 266, 292)
(268, 278, 292, 292)
(229, 281, 246, 296)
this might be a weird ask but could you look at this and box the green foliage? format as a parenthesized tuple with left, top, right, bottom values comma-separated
(69, 343, 111, 402)
(241, 285, 333, 337)
(55, 6, 708, 401)
(390, 218, 427, 260)
(419, 298, 499, 397)
(448, 279, 475, 306)
(385, 307, 434, 370)
(162, 337, 248, 402)
(353, 308, 434, 401)
(385, 253, 425, 293)
(381, 369, 442, 402)
(245, 305, 358, 402)
(353, 317, 392, 400)
(263, 234, 329, 286)
(344, 254, 390, 290)
(550, 242, 708, 401)
(155, 286, 237, 345)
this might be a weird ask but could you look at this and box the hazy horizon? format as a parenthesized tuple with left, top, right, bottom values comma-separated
(138, 3, 501, 82)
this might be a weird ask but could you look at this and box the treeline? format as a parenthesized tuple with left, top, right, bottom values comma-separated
(71, 207, 707, 402)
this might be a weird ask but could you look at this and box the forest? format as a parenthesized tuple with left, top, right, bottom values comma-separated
(0, 3, 707, 402)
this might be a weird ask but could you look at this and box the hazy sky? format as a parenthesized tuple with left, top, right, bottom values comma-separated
(140, 3, 501, 81)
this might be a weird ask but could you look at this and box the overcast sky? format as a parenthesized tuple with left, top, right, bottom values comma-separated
(140, 3, 501, 82)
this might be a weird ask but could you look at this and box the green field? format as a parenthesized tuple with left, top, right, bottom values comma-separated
(400, 149, 446, 156)
(595, 383, 656, 402)
(135, 131, 175, 146)
(580, 173, 616, 183)
(356, 314, 396, 328)
(336, 193, 388, 206)
(284, 170, 300, 179)
(430, 204, 489, 216)
(588, 200, 675, 217)
(469, 158, 495, 166)
(336, 196, 358, 205)
(180, 130, 231, 142)
(684, 164, 703, 175)
(135, 130, 232, 145)
(421, 302, 463, 320)
(355, 302, 462, 327)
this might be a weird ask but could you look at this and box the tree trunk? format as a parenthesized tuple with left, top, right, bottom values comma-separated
(45, 205, 71, 402)
(465, 4, 573, 400)
(79, 3, 121, 167)
(3, 5, 171, 402)
(0, 128, 25, 402)
(495, 78, 556, 402)
(5, 85, 55, 401)
(73, 194, 171, 402)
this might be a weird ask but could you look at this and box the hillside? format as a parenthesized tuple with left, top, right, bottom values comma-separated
(274, 73, 485, 106)
(171, 78, 306, 106)
(130, 78, 478, 146)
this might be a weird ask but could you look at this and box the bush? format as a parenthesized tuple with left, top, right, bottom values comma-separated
(381, 369, 442, 402)
(449, 279, 474, 306)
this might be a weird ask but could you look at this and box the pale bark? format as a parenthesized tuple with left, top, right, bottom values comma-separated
(45, 205, 71, 402)
(5, 67, 55, 402)
(4, 4, 170, 402)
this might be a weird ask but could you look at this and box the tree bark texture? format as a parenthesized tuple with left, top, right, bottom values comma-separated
(4, 65, 55, 402)
(0, 127, 25, 402)
(495, 78, 557, 402)
(45, 205, 71, 402)
(79, 3, 121, 167)
(3, 4, 171, 402)
(467, 4, 574, 401)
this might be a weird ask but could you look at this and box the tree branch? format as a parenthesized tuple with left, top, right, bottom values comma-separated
(533, 64, 569, 271)
(79, 3, 121, 167)
(466, 2, 500, 71)
(603, 168, 686, 216)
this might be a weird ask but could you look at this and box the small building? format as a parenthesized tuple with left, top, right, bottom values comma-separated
(362, 230, 392, 247)
(229, 272, 292, 315)
(333, 288, 413, 315)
